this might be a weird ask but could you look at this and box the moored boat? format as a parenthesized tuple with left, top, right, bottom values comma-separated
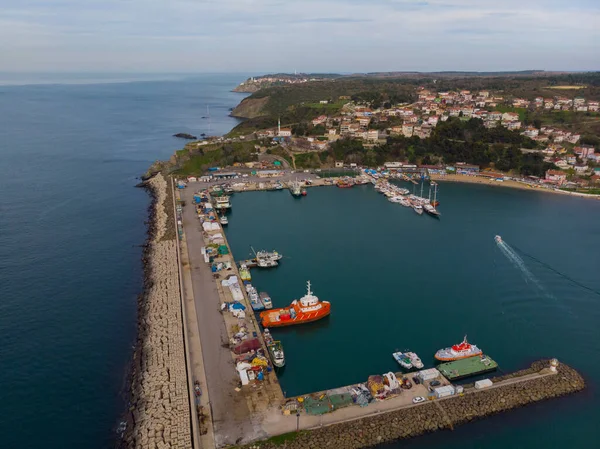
(412, 203, 423, 215)
(435, 336, 483, 361)
(259, 281, 330, 327)
(263, 329, 285, 367)
(239, 264, 251, 281)
(423, 203, 441, 217)
(405, 352, 424, 369)
(260, 292, 273, 309)
(256, 250, 283, 261)
(392, 352, 413, 369)
(220, 215, 228, 225)
(257, 257, 278, 268)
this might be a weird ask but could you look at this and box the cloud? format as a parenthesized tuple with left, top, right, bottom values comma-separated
(0, 0, 598, 72)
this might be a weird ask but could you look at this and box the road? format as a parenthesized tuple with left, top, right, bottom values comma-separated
(180, 187, 255, 448)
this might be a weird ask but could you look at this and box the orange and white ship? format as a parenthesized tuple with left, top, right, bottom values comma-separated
(260, 281, 330, 328)
(434, 336, 482, 361)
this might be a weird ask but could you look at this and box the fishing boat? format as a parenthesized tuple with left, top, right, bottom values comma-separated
(405, 352, 424, 369)
(257, 257, 278, 268)
(239, 264, 251, 282)
(392, 352, 413, 370)
(220, 215, 228, 225)
(255, 250, 283, 261)
(495, 235, 502, 244)
(289, 179, 302, 197)
(435, 336, 483, 361)
(263, 329, 285, 367)
(260, 281, 330, 328)
(214, 195, 231, 209)
(260, 292, 273, 309)
(245, 284, 264, 310)
(301, 188, 307, 196)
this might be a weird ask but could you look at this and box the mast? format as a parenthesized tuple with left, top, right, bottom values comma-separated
(428, 183, 432, 203)
(420, 180, 424, 199)
(433, 183, 438, 207)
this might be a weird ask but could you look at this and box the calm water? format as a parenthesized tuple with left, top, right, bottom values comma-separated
(0, 74, 248, 449)
(225, 184, 600, 448)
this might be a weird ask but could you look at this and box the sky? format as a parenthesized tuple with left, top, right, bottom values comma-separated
(1, 0, 599, 73)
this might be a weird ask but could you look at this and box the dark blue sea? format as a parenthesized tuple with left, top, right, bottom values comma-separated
(2, 74, 600, 449)
(0, 74, 249, 449)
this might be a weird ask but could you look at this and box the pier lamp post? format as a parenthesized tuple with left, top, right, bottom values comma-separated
(296, 411, 300, 432)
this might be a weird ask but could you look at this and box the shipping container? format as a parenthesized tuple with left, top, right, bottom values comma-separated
(418, 368, 440, 381)
(434, 385, 455, 398)
(475, 379, 493, 389)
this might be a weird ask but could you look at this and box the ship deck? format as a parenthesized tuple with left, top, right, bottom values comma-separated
(437, 355, 498, 381)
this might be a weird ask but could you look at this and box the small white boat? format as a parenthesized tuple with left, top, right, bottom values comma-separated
(405, 352, 424, 369)
(412, 204, 423, 215)
(220, 215, 228, 225)
(392, 352, 413, 369)
(257, 257, 278, 268)
(495, 235, 502, 244)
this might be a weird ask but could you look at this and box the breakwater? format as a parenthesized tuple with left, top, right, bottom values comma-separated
(240, 361, 584, 449)
(122, 173, 192, 449)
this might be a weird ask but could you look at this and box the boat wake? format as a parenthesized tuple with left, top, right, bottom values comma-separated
(495, 238, 544, 290)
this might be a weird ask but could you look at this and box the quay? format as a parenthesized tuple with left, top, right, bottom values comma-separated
(437, 355, 498, 381)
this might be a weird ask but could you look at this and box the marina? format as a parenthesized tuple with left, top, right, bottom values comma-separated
(174, 174, 589, 448)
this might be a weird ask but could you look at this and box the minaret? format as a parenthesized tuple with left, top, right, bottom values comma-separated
(278, 117, 281, 136)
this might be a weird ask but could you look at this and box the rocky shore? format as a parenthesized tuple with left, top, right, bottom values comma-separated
(240, 361, 584, 449)
(122, 173, 192, 449)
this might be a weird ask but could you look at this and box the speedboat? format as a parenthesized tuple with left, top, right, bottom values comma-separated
(392, 352, 413, 369)
(435, 336, 483, 361)
(412, 203, 423, 215)
(495, 235, 502, 244)
(220, 215, 228, 225)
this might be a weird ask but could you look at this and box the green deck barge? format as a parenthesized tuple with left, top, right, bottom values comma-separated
(438, 355, 498, 381)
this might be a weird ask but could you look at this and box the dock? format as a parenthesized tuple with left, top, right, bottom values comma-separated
(437, 355, 498, 381)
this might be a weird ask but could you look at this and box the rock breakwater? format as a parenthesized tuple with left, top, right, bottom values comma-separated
(122, 173, 192, 449)
(241, 361, 584, 449)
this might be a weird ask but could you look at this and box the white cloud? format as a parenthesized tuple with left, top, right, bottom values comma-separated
(0, 0, 598, 71)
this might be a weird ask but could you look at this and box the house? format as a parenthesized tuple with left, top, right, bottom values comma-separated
(313, 140, 329, 150)
(402, 123, 414, 137)
(574, 164, 589, 174)
(573, 97, 586, 106)
(455, 162, 480, 174)
(505, 121, 522, 130)
(533, 135, 549, 143)
(566, 155, 577, 165)
(501, 112, 520, 122)
(366, 129, 379, 141)
(574, 146, 595, 159)
(461, 107, 474, 118)
(522, 127, 539, 138)
(484, 120, 499, 129)
(566, 134, 581, 144)
(278, 128, 292, 137)
(488, 111, 503, 121)
(479, 91, 490, 98)
(312, 115, 327, 126)
(555, 159, 570, 169)
(357, 116, 371, 126)
(449, 107, 461, 117)
(575, 105, 588, 112)
(391, 126, 403, 135)
(588, 101, 599, 112)
(328, 128, 337, 136)
(319, 100, 329, 104)
(545, 170, 567, 185)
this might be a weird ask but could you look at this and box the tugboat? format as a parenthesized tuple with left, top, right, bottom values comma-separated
(289, 179, 302, 197)
(264, 329, 285, 367)
(260, 281, 330, 327)
(435, 336, 483, 361)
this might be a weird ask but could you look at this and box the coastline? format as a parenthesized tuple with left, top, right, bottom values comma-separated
(431, 173, 600, 199)
(121, 173, 192, 448)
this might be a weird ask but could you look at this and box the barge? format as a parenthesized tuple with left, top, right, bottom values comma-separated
(437, 355, 498, 381)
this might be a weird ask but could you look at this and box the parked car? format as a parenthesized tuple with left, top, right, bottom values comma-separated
(430, 380, 441, 387)
(412, 396, 425, 404)
(412, 376, 421, 385)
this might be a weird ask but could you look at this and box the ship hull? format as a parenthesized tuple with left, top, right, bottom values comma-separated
(434, 351, 482, 362)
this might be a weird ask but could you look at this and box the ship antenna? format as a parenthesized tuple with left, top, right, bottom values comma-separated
(307, 280, 312, 295)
